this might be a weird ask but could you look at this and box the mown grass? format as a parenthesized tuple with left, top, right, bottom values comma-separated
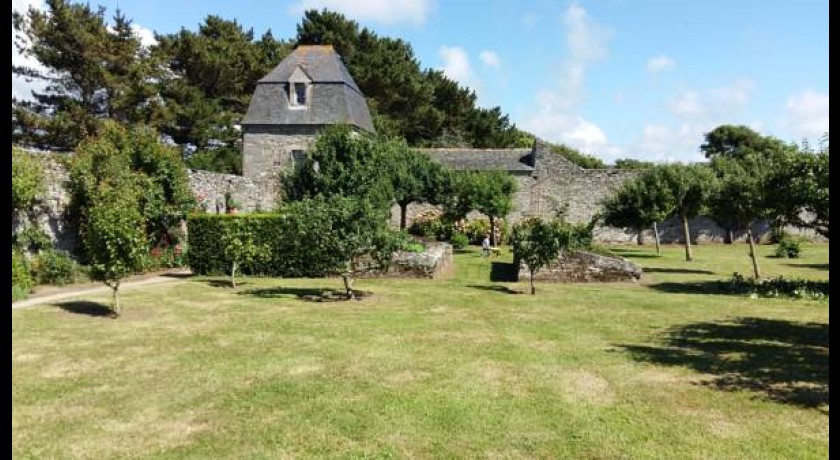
(12, 243, 828, 458)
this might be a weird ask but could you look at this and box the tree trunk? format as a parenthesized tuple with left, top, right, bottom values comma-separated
(399, 202, 408, 231)
(231, 261, 237, 289)
(653, 222, 661, 255)
(681, 215, 693, 261)
(530, 270, 536, 295)
(341, 273, 355, 300)
(724, 228, 734, 245)
(489, 215, 496, 247)
(636, 229, 644, 245)
(747, 228, 761, 279)
(112, 283, 120, 317)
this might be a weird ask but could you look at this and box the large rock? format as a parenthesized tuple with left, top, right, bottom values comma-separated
(358, 242, 454, 279)
(519, 250, 641, 283)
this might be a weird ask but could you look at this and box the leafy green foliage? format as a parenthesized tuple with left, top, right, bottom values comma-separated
(221, 219, 269, 289)
(31, 249, 77, 286)
(547, 143, 607, 169)
(512, 218, 593, 294)
(647, 163, 716, 261)
(185, 147, 243, 175)
(467, 170, 517, 246)
(83, 182, 149, 315)
(765, 148, 829, 239)
(601, 172, 673, 237)
(12, 250, 32, 301)
(69, 122, 195, 257)
(774, 235, 804, 259)
(12, 148, 45, 212)
(13, 226, 52, 254)
(386, 141, 448, 229)
(450, 233, 469, 250)
(283, 126, 394, 210)
(612, 158, 654, 170)
(700, 125, 789, 160)
(721, 273, 827, 301)
(13, 1, 161, 149)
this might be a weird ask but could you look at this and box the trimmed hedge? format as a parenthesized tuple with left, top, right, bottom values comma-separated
(187, 211, 343, 277)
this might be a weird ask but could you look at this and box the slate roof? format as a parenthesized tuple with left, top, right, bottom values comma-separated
(421, 148, 535, 173)
(242, 45, 374, 132)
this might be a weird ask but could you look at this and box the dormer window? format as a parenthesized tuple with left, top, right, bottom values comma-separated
(292, 82, 307, 106)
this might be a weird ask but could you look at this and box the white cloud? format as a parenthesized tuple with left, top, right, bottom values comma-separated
(12, 0, 157, 101)
(12, 0, 46, 100)
(520, 4, 621, 159)
(479, 50, 501, 68)
(438, 45, 475, 86)
(646, 54, 675, 74)
(667, 79, 754, 120)
(783, 90, 829, 138)
(289, 0, 434, 25)
(132, 24, 157, 47)
(632, 79, 756, 161)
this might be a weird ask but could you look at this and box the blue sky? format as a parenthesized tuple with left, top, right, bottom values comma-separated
(12, 0, 828, 162)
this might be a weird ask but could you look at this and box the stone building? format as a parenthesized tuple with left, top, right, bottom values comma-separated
(240, 45, 639, 239)
(241, 45, 375, 179)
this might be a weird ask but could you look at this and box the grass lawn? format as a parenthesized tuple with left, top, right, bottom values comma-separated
(12, 243, 828, 458)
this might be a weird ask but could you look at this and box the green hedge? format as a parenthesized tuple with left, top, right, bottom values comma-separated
(187, 212, 342, 277)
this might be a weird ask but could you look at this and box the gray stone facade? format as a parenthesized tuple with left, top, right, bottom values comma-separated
(242, 124, 319, 179)
(518, 250, 642, 283)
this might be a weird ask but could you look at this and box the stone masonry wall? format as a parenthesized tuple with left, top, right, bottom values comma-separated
(242, 124, 319, 179)
(13, 153, 280, 254)
(12, 152, 77, 253)
(189, 169, 278, 214)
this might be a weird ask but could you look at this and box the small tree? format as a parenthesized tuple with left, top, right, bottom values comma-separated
(388, 142, 447, 230)
(511, 218, 591, 295)
(471, 170, 517, 247)
(512, 219, 562, 295)
(655, 164, 717, 261)
(709, 156, 770, 279)
(601, 174, 673, 253)
(221, 218, 268, 289)
(83, 183, 148, 316)
(329, 198, 403, 299)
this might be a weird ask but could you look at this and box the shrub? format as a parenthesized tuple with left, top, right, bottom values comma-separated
(402, 241, 427, 253)
(12, 285, 29, 302)
(774, 234, 803, 258)
(13, 226, 51, 253)
(32, 249, 77, 286)
(12, 148, 44, 212)
(450, 233, 469, 250)
(408, 210, 451, 240)
(12, 250, 32, 300)
(721, 273, 828, 301)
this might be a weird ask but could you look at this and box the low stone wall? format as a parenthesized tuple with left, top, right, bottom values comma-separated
(518, 250, 642, 283)
(189, 169, 278, 214)
(359, 242, 454, 279)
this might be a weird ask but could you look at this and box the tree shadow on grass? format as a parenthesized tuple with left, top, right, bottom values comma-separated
(490, 262, 518, 282)
(55, 300, 115, 318)
(643, 267, 716, 275)
(646, 281, 728, 295)
(619, 317, 829, 412)
(783, 263, 829, 270)
(610, 248, 661, 259)
(467, 284, 525, 295)
(240, 286, 372, 302)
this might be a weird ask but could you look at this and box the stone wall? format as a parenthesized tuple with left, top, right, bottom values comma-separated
(359, 242, 454, 279)
(13, 153, 280, 254)
(189, 169, 278, 214)
(518, 250, 642, 283)
(241, 124, 318, 179)
(12, 152, 77, 253)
